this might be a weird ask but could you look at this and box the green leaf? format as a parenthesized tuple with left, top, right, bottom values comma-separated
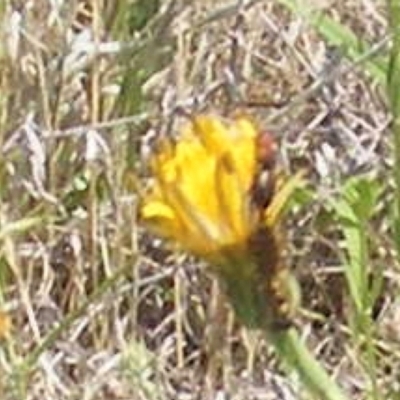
(330, 175, 381, 316)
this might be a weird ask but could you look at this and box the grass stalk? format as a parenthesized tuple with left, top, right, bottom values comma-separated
(387, 1, 400, 260)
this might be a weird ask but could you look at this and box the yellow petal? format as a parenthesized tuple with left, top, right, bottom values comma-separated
(230, 117, 258, 189)
(214, 153, 251, 242)
(190, 115, 231, 156)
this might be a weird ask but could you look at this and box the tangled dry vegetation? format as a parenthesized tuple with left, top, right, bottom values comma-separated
(0, 1, 397, 399)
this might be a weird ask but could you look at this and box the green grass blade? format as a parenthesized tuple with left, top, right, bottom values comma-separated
(330, 176, 381, 319)
(387, 0, 400, 260)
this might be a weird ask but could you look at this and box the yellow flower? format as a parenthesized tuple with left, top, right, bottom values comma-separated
(141, 115, 260, 261)
(140, 113, 301, 329)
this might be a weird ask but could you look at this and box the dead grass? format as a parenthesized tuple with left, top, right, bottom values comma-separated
(0, 0, 397, 399)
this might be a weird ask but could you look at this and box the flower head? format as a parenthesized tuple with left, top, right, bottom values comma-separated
(141, 114, 262, 262)
(140, 114, 301, 329)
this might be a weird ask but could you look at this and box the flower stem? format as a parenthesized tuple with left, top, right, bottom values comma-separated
(269, 328, 349, 400)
